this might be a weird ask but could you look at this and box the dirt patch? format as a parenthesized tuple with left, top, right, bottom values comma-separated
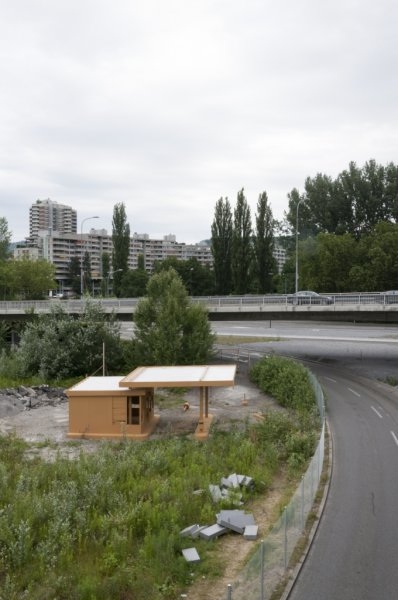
(0, 368, 278, 447)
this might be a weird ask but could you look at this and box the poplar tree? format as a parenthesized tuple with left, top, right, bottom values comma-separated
(112, 203, 130, 297)
(211, 197, 233, 294)
(254, 191, 276, 293)
(232, 189, 252, 294)
(0, 217, 11, 261)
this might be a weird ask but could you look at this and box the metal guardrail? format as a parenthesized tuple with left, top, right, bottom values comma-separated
(0, 293, 397, 315)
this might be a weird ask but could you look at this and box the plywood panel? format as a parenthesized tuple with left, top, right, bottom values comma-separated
(112, 397, 126, 423)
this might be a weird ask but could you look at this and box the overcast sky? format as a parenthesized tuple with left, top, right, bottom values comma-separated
(1, 0, 397, 243)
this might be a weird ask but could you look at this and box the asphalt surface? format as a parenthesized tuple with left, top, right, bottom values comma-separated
(215, 321, 398, 600)
(288, 366, 398, 600)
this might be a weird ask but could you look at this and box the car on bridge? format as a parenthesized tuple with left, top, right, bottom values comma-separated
(287, 290, 334, 305)
(380, 290, 398, 304)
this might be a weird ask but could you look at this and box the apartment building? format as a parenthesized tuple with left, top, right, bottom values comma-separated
(15, 199, 286, 293)
(15, 228, 213, 293)
(273, 243, 287, 273)
(29, 199, 77, 239)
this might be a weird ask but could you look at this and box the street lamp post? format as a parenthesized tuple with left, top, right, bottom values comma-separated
(80, 216, 99, 297)
(295, 199, 304, 294)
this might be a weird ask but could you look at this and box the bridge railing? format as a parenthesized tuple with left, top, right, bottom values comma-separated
(0, 292, 396, 315)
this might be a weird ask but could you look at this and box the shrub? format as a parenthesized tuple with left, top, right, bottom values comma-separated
(249, 355, 316, 413)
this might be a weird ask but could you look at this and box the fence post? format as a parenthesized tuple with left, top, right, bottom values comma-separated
(284, 506, 288, 571)
(260, 539, 265, 600)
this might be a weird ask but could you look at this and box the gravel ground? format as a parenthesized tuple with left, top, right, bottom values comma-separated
(0, 368, 276, 452)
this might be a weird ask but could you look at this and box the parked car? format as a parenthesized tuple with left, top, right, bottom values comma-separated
(287, 290, 334, 305)
(380, 290, 398, 304)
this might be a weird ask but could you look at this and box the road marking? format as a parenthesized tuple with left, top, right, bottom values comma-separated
(371, 406, 383, 418)
(348, 387, 361, 397)
(391, 431, 398, 446)
(325, 376, 336, 383)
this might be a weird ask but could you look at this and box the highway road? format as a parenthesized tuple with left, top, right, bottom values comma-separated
(210, 321, 398, 599)
(287, 366, 398, 600)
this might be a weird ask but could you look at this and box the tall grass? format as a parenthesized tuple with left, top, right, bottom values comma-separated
(0, 356, 320, 599)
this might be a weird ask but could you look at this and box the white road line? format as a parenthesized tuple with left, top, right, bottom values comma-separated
(371, 406, 383, 418)
(348, 387, 361, 397)
(325, 376, 337, 383)
(391, 431, 398, 446)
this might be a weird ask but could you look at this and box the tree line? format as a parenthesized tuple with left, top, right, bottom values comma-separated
(2, 158, 398, 299)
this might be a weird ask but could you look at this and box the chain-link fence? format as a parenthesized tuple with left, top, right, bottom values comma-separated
(214, 354, 326, 600)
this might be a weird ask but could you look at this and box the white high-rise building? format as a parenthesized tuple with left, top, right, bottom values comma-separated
(29, 199, 77, 239)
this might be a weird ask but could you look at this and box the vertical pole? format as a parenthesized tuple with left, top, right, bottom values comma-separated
(311, 458, 314, 501)
(301, 475, 305, 531)
(284, 506, 288, 571)
(295, 199, 303, 294)
(260, 539, 265, 600)
(227, 583, 232, 600)
(102, 342, 106, 376)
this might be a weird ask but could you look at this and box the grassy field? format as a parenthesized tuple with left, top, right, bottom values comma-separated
(0, 356, 319, 600)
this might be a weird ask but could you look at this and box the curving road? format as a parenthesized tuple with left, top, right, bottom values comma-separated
(288, 366, 398, 600)
(210, 320, 398, 599)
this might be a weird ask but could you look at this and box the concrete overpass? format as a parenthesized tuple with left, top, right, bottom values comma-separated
(1, 293, 398, 323)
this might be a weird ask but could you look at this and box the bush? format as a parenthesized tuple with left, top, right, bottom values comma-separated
(249, 355, 316, 413)
(12, 301, 124, 379)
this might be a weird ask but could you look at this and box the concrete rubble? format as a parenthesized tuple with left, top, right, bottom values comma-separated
(0, 385, 67, 418)
(181, 473, 258, 562)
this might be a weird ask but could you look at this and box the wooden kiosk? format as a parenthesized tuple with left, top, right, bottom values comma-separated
(67, 364, 236, 440)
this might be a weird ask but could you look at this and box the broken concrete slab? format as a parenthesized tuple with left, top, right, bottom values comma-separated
(180, 524, 201, 538)
(239, 475, 254, 490)
(217, 510, 256, 534)
(226, 473, 240, 488)
(220, 476, 234, 488)
(209, 484, 223, 502)
(191, 525, 210, 539)
(243, 525, 259, 540)
(199, 523, 229, 541)
(182, 547, 200, 563)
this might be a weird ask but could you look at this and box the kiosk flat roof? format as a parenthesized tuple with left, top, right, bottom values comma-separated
(119, 365, 236, 388)
(68, 376, 124, 393)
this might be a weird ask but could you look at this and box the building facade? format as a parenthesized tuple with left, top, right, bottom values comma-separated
(29, 199, 77, 239)
(15, 228, 213, 294)
(15, 200, 287, 295)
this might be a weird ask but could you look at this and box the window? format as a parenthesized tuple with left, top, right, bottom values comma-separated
(127, 396, 140, 425)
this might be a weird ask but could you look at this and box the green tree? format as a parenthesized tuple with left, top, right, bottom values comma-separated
(7, 258, 55, 300)
(211, 197, 233, 294)
(82, 251, 92, 295)
(120, 255, 149, 297)
(15, 301, 123, 379)
(254, 191, 276, 293)
(357, 222, 398, 290)
(67, 256, 81, 296)
(294, 232, 361, 293)
(100, 251, 111, 296)
(132, 268, 214, 365)
(154, 257, 215, 295)
(232, 188, 253, 294)
(285, 160, 398, 239)
(0, 217, 11, 261)
(112, 203, 130, 297)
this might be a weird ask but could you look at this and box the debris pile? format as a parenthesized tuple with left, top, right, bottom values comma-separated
(180, 473, 258, 563)
(0, 386, 67, 418)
